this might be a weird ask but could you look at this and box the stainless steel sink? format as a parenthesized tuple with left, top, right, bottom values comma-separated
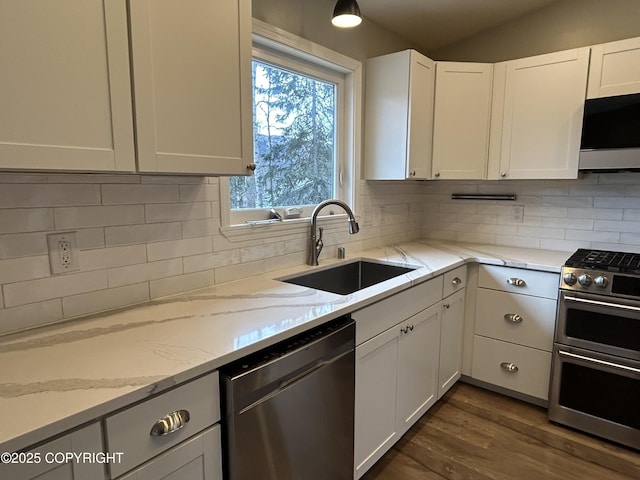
(279, 259, 418, 295)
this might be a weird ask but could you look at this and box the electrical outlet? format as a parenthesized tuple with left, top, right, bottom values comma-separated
(47, 232, 80, 275)
(511, 205, 524, 224)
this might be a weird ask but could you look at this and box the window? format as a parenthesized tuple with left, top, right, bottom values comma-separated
(230, 53, 340, 211)
(222, 22, 361, 228)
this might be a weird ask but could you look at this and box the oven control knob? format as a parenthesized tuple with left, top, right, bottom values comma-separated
(578, 274, 593, 286)
(562, 272, 577, 286)
(594, 275, 609, 288)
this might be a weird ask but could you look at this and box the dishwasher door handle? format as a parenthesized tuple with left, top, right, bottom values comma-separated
(238, 348, 353, 415)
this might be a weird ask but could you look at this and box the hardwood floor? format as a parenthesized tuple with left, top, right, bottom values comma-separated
(361, 383, 640, 480)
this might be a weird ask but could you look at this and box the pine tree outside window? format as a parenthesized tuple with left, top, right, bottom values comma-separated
(228, 44, 350, 224)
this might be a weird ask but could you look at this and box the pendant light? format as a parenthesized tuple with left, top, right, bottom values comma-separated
(332, 0, 362, 28)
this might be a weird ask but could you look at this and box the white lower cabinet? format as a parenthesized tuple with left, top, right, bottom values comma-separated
(354, 304, 441, 478)
(106, 372, 220, 479)
(471, 265, 558, 402)
(396, 304, 441, 435)
(438, 288, 465, 398)
(118, 426, 222, 480)
(472, 335, 552, 400)
(0, 423, 105, 480)
(354, 326, 400, 478)
(353, 266, 467, 479)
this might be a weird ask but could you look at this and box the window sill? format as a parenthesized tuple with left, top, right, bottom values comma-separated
(219, 214, 351, 242)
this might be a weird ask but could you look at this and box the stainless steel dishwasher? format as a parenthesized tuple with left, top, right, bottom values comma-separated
(220, 315, 355, 480)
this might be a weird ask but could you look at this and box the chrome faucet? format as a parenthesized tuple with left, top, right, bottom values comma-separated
(308, 199, 359, 265)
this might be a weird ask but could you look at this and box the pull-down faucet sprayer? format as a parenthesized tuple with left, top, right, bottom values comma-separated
(308, 199, 359, 266)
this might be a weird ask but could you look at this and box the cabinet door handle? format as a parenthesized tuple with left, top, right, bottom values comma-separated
(500, 362, 519, 373)
(443, 303, 450, 309)
(246, 163, 257, 171)
(150, 409, 190, 436)
(504, 313, 523, 323)
(506, 278, 526, 287)
(451, 277, 462, 286)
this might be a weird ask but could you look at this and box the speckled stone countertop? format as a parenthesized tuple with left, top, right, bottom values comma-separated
(0, 240, 569, 453)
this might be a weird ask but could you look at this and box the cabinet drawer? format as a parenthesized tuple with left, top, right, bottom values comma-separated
(353, 276, 443, 345)
(472, 335, 552, 400)
(442, 265, 467, 298)
(478, 265, 559, 299)
(475, 289, 556, 351)
(118, 425, 222, 480)
(106, 372, 220, 478)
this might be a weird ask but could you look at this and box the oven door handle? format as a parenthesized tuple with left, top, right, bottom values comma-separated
(558, 349, 640, 375)
(562, 295, 640, 313)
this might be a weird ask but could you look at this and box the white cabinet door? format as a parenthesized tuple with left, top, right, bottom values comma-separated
(119, 426, 222, 480)
(364, 50, 435, 180)
(0, 423, 104, 480)
(0, 0, 135, 172)
(438, 289, 465, 399)
(396, 303, 441, 436)
(489, 48, 589, 180)
(355, 327, 399, 479)
(432, 62, 493, 179)
(588, 37, 640, 98)
(129, 0, 253, 175)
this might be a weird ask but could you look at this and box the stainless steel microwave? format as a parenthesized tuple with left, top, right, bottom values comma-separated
(579, 92, 640, 171)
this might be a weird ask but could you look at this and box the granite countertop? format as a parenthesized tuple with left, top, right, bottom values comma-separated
(0, 240, 569, 453)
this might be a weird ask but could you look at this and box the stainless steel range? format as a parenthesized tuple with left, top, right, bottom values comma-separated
(549, 249, 640, 449)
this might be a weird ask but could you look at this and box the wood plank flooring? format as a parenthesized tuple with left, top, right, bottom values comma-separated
(362, 382, 640, 480)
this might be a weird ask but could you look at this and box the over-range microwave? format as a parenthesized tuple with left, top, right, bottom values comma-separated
(579, 92, 640, 171)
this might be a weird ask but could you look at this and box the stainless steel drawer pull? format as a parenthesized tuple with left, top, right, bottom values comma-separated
(451, 277, 462, 286)
(504, 313, 523, 323)
(506, 278, 526, 287)
(500, 362, 519, 373)
(150, 409, 190, 436)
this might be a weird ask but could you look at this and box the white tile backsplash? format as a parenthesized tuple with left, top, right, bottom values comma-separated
(54, 205, 145, 229)
(4, 271, 108, 308)
(2, 170, 637, 336)
(0, 208, 53, 234)
(62, 282, 149, 318)
(0, 184, 100, 208)
(423, 172, 640, 252)
(107, 258, 184, 288)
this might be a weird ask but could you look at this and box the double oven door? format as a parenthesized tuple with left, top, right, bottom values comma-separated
(549, 290, 640, 449)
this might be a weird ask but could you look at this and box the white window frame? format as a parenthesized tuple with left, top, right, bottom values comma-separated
(219, 19, 362, 238)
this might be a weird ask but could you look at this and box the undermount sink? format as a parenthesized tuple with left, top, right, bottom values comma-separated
(279, 259, 418, 295)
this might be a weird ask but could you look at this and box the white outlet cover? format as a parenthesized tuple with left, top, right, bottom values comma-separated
(47, 231, 80, 275)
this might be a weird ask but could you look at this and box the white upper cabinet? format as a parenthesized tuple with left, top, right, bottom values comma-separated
(588, 37, 640, 98)
(488, 48, 590, 180)
(364, 50, 435, 180)
(0, 0, 135, 172)
(130, 0, 253, 175)
(432, 62, 493, 180)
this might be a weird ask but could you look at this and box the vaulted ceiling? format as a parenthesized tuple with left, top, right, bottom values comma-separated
(359, 0, 560, 51)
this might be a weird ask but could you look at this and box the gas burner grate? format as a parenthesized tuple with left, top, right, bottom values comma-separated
(566, 249, 640, 273)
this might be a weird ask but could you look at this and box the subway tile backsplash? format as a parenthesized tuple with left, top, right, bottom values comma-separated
(423, 172, 640, 253)
(1, 171, 638, 335)
(0, 174, 422, 335)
